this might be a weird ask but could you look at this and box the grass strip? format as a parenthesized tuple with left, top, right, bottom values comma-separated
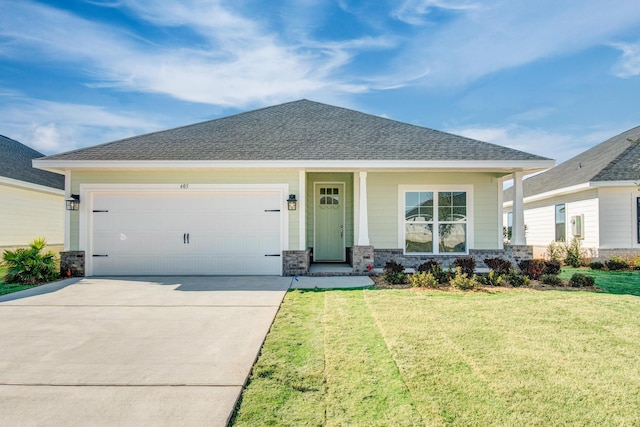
(323, 290, 423, 426)
(365, 289, 640, 426)
(560, 267, 640, 296)
(231, 290, 326, 426)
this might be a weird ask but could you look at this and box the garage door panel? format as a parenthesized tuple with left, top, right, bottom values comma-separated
(90, 191, 283, 276)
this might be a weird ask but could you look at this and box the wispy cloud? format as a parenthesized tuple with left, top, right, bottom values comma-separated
(0, 94, 160, 154)
(393, 0, 479, 25)
(611, 41, 640, 77)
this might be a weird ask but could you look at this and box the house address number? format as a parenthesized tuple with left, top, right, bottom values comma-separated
(180, 184, 189, 189)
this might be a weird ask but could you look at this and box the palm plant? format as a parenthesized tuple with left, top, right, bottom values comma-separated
(2, 237, 59, 285)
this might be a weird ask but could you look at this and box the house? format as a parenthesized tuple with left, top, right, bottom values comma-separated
(0, 135, 65, 250)
(503, 125, 640, 260)
(34, 100, 552, 276)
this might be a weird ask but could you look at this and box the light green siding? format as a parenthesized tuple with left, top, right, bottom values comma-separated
(367, 172, 501, 250)
(306, 173, 354, 249)
(69, 169, 301, 250)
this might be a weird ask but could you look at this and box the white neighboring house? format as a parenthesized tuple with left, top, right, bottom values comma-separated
(504, 125, 640, 260)
(0, 135, 65, 250)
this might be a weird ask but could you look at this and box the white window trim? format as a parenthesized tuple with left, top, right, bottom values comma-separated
(398, 185, 474, 255)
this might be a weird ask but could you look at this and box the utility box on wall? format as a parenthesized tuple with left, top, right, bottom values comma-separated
(571, 214, 584, 239)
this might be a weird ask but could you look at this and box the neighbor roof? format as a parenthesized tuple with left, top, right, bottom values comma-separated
(505, 125, 640, 201)
(40, 100, 549, 163)
(0, 135, 64, 190)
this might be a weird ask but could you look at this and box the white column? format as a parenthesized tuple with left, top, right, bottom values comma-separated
(356, 171, 370, 246)
(497, 176, 504, 250)
(298, 169, 306, 251)
(512, 171, 526, 245)
(64, 170, 71, 251)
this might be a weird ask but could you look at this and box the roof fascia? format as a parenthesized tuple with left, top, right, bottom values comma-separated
(0, 176, 64, 195)
(33, 159, 555, 173)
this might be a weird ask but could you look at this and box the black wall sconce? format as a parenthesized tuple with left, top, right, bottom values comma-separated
(287, 194, 297, 211)
(66, 194, 80, 211)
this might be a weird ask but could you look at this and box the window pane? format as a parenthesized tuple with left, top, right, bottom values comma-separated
(439, 192, 453, 207)
(439, 224, 466, 252)
(406, 192, 433, 221)
(555, 204, 566, 241)
(406, 223, 433, 253)
(438, 207, 453, 221)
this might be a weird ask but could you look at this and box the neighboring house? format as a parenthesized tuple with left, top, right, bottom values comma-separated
(0, 135, 65, 249)
(34, 100, 552, 276)
(504, 125, 640, 260)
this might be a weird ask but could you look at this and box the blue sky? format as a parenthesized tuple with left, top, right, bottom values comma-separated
(1, 0, 640, 164)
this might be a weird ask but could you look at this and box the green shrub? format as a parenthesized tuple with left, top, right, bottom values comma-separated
(505, 269, 530, 287)
(569, 273, 595, 288)
(518, 259, 546, 280)
(630, 256, 640, 270)
(540, 274, 564, 286)
(416, 260, 440, 273)
(449, 267, 479, 290)
(452, 256, 476, 276)
(605, 257, 629, 271)
(417, 260, 449, 284)
(564, 238, 585, 268)
(408, 271, 438, 288)
(479, 270, 504, 287)
(483, 257, 512, 275)
(589, 261, 605, 270)
(2, 237, 59, 285)
(543, 261, 561, 275)
(546, 241, 564, 263)
(384, 260, 405, 273)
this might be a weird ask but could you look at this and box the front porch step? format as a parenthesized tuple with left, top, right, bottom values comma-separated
(306, 263, 373, 277)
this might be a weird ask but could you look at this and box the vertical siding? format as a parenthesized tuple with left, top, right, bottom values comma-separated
(0, 184, 64, 247)
(367, 172, 500, 250)
(520, 189, 599, 250)
(305, 172, 354, 249)
(599, 187, 640, 248)
(70, 169, 301, 250)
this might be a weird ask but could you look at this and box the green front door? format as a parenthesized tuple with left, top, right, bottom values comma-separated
(315, 183, 345, 261)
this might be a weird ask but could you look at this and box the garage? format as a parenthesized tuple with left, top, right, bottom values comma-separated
(88, 189, 284, 276)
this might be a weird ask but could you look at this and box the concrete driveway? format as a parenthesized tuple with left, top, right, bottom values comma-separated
(0, 276, 290, 426)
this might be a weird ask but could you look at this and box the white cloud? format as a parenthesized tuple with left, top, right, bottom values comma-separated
(393, 0, 479, 25)
(0, 95, 161, 154)
(611, 42, 640, 77)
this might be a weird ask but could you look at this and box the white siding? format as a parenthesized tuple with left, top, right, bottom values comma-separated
(0, 183, 64, 247)
(599, 187, 640, 249)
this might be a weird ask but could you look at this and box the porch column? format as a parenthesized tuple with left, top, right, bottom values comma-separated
(64, 170, 71, 251)
(511, 171, 526, 246)
(298, 169, 306, 250)
(356, 171, 370, 246)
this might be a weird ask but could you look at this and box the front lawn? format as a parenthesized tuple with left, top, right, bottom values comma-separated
(231, 288, 640, 426)
(560, 267, 640, 296)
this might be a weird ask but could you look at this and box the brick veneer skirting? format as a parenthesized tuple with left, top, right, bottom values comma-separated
(60, 251, 85, 277)
(282, 249, 311, 276)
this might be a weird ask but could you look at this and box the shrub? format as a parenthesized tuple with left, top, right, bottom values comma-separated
(449, 267, 479, 290)
(543, 260, 561, 275)
(417, 260, 449, 284)
(452, 256, 476, 276)
(408, 271, 438, 288)
(383, 261, 406, 284)
(546, 241, 564, 263)
(569, 273, 595, 288)
(478, 270, 504, 287)
(518, 259, 546, 280)
(540, 274, 564, 286)
(416, 260, 440, 273)
(630, 256, 640, 270)
(505, 269, 530, 287)
(2, 237, 59, 285)
(589, 261, 605, 270)
(483, 257, 512, 275)
(605, 257, 629, 271)
(564, 238, 585, 268)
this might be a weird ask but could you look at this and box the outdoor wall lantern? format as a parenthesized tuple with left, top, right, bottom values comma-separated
(287, 194, 297, 211)
(65, 194, 80, 211)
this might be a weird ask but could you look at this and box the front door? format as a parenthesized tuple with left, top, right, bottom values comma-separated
(314, 183, 345, 261)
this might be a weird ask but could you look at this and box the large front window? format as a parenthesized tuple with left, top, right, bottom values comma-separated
(404, 190, 467, 254)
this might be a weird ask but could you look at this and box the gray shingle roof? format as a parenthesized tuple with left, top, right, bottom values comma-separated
(41, 100, 550, 162)
(504, 125, 640, 201)
(0, 135, 64, 190)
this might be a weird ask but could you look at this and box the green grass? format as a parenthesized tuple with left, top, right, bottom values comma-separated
(0, 265, 43, 295)
(232, 288, 640, 426)
(560, 267, 640, 296)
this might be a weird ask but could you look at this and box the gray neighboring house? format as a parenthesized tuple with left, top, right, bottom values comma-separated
(34, 100, 552, 276)
(504, 125, 640, 259)
(0, 135, 65, 249)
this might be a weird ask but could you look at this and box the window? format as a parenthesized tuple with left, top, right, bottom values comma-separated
(404, 190, 467, 254)
(555, 204, 566, 242)
(319, 187, 340, 206)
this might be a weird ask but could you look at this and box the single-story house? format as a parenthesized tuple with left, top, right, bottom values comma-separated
(503, 125, 640, 260)
(0, 135, 65, 250)
(34, 100, 552, 276)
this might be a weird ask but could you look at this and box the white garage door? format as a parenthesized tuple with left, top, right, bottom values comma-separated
(89, 191, 283, 276)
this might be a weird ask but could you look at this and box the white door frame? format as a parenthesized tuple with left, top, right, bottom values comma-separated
(79, 183, 289, 276)
(313, 181, 346, 262)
